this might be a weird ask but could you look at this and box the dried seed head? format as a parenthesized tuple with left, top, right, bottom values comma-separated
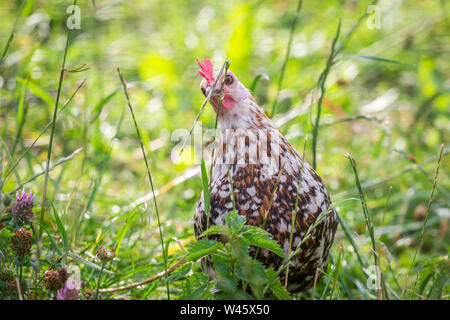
(11, 227, 32, 262)
(5, 280, 18, 297)
(0, 270, 14, 283)
(96, 245, 115, 264)
(44, 269, 65, 291)
(57, 267, 69, 285)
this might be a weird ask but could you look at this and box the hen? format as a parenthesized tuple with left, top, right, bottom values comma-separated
(194, 58, 338, 292)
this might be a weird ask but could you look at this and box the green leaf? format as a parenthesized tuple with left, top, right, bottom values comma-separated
(249, 73, 268, 92)
(16, 77, 56, 108)
(200, 159, 211, 216)
(50, 201, 68, 253)
(240, 225, 286, 259)
(185, 239, 225, 262)
(65, 63, 90, 73)
(225, 211, 246, 233)
(231, 239, 267, 299)
(166, 263, 192, 281)
(199, 225, 228, 238)
(428, 266, 448, 299)
(115, 204, 142, 256)
(343, 55, 414, 67)
(89, 88, 119, 123)
(36, 222, 63, 256)
(16, 77, 28, 126)
(212, 252, 233, 275)
(266, 268, 291, 300)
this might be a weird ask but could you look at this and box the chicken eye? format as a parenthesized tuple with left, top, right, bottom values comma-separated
(224, 75, 233, 85)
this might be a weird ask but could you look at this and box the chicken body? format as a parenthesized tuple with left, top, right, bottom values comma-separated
(194, 59, 338, 292)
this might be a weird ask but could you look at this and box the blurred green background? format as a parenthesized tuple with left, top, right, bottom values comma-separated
(0, 0, 448, 299)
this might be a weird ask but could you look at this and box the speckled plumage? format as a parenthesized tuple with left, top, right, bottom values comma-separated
(194, 60, 338, 293)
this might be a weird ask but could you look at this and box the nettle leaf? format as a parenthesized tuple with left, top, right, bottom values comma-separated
(166, 263, 192, 281)
(180, 272, 211, 300)
(225, 211, 246, 232)
(214, 273, 253, 300)
(236, 258, 267, 284)
(240, 225, 286, 259)
(181, 282, 210, 300)
(427, 259, 449, 299)
(199, 225, 228, 238)
(212, 253, 233, 275)
(186, 239, 225, 262)
(214, 274, 238, 298)
(231, 239, 267, 299)
(266, 268, 291, 300)
(428, 267, 448, 299)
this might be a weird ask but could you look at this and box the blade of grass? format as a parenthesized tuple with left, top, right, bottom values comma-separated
(50, 201, 68, 254)
(270, 0, 303, 117)
(263, 206, 334, 295)
(311, 20, 341, 170)
(0, 138, 22, 187)
(67, 251, 114, 275)
(335, 210, 369, 268)
(328, 252, 353, 299)
(311, 1, 379, 169)
(208, 60, 230, 181)
(117, 68, 171, 300)
(227, 165, 237, 213)
(99, 258, 187, 294)
(393, 148, 449, 198)
(0, 0, 25, 66)
(321, 240, 344, 299)
(178, 60, 228, 158)
(253, 161, 286, 265)
(333, 149, 449, 200)
(342, 54, 414, 67)
(16, 77, 56, 110)
(345, 152, 388, 299)
(2, 79, 85, 183)
(200, 159, 211, 229)
(35, 222, 63, 257)
(376, 186, 392, 299)
(89, 88, 120, 123)
(249, 73, 267, 92)
(10, 148, 83, 194)
(336, 0, 379, 53)
(114, 204, 142, 256)
(74, 107, 125, 241)
(285, 136, 307, 288)
(401, 144, 444, 299)
(12, 76, 29, 154)
(36, 1, 79, 296)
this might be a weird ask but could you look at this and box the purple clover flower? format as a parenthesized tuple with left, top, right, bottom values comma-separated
(11, 190, 35, 224)
(57, 279, 81, 300)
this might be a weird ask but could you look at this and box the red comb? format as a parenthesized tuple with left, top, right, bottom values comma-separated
(196, 57, 214, 85)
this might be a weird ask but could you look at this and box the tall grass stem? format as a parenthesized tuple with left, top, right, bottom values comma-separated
(117, 68, 171, 300)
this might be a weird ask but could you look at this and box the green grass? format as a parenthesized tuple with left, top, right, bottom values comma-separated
(0, 0, 448, 300)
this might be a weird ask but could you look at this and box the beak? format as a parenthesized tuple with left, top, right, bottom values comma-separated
(206, 87, 222, 98)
